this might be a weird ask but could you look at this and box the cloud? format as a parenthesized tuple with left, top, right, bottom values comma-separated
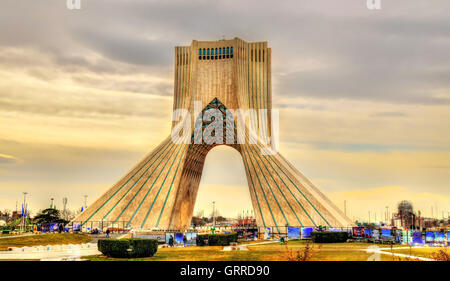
(0, 153, 20, 165)
(370, 112, 407, 118)
(1, 0, 449, 104)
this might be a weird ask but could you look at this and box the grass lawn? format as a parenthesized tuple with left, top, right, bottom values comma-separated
(0, 233, 91, 251)
(390, 247, 448, 259)
(82, 240, 407, 261)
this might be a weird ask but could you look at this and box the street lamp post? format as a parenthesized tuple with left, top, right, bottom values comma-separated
(212, 201, 216, 230)
(385, 206, 389, 225)
(344, 200, 347, 216)
(62, 197, 68, 221)
(84, 195, 88, 209)
(22, 192, 28, 232)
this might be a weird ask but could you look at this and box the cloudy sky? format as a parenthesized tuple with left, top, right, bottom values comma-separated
(0, 0, 449, 222)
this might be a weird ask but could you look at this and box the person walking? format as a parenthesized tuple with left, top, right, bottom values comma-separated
(169, 235, 174, 247)
(106, 228, 110, 238)
(183, 234, 187, 247)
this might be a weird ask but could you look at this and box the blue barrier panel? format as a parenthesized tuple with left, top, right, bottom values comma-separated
(287, 227, 300, 240)
(352, 227, 364, 237)
(329, 228, 341, 232)
(186, 232, 197, 245)
(175, 233, 184, 245)
(412, 232, 423, 244)
(301, 227, 313, 239)
(165, 232, 174, 244)
(435, 232, 445, 243)
(381, 229, 391, 239)
(264, 227, 271, 240)
(73, 223, 81, 231)
(373, 229, 380, 239)
(425, 232, 435, 243)
(50, 223, 59, 232)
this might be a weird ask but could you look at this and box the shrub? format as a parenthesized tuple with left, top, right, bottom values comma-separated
(128, 239, 159, 258)
(311, 231, 348, 243)
(98, 238, 158, 258)
(197, 234, 208, 246)
(197, 233, 238, 246)
(431, 248, 450, 261)
(285, 240, 320, 261)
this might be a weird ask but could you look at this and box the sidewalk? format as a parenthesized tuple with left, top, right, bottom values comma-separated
(0, 243, 100, 261)
(362, 246, 435, 261)
(0, 233, 34, 239)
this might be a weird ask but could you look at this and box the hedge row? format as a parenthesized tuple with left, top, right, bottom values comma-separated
(98, 238, 158, 258)
(311, 231, 349, 243)
(197, 233, 238, 246)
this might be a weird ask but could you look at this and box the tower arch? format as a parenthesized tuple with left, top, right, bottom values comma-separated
(72, 38, 353, 232)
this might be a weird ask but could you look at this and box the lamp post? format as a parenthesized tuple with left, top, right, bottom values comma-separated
(385, 206, 389, 225)
(84, 195, 88, 209)
(212, 201, 216, 230)
(62, 197, 68, 221)
(22, 192, 28, 232)
(344, 200, 347, 216)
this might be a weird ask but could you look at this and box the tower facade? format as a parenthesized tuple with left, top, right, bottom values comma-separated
(72, 38, 353, 231)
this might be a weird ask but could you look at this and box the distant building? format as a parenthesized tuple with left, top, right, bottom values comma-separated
(0, 211, 9, 222)
(11, 211, 21, 221)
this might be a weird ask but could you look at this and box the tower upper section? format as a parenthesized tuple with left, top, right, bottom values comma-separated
(173, 37, 272, 115)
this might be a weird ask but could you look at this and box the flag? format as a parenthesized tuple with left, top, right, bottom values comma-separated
(21, 204, 24, 216)
(81, 206, 84, 212)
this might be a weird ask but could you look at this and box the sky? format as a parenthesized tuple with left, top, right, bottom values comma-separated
(0, 0, 449, 222)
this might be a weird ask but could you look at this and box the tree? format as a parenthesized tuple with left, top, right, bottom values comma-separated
(33, 208, 68, 225)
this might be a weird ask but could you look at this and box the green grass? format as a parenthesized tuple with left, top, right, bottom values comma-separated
(0, 233, 91, 251)
(82, 240, 406, 261)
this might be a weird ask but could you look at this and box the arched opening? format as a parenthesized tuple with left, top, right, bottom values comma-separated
(192, 145, 253, 226)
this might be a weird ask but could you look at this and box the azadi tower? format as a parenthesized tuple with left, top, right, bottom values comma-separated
(73, 38, 353, 232)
